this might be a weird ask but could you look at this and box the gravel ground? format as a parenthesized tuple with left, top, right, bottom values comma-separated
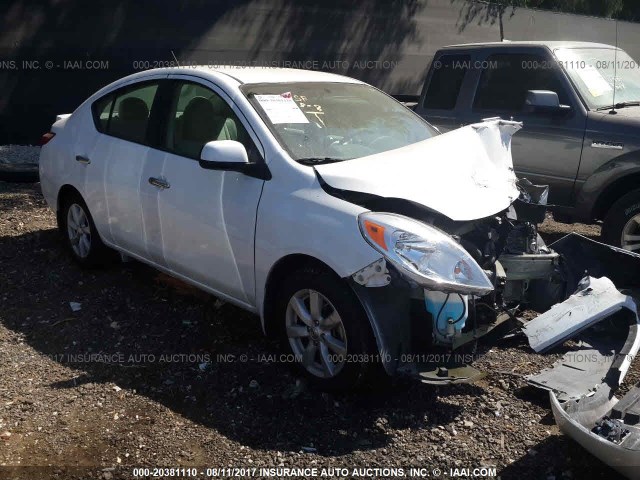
(0, 146, 40, 165)
(0, 181, 635, 480)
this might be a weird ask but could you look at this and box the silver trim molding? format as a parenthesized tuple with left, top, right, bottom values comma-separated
(591, 140, 623, 150)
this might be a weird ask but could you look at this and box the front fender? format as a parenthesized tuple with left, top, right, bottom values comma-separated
(254, 180, 381, 318)
(574, 150, 640, 221)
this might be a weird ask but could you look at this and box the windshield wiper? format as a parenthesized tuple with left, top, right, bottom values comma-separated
(297, 157, 346, 166)
(596, 101, 640, 111)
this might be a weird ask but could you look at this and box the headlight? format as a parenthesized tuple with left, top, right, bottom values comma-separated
(358, 212, 493, 295)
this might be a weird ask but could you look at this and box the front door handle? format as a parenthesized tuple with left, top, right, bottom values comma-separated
(148, 177, 170, 189)
(75, 155, 91, 164)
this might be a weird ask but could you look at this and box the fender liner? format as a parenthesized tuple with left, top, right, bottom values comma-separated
(348, 269, 413, 376)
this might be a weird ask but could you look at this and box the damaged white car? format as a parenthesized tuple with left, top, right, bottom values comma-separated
(39, 66, 640, 420)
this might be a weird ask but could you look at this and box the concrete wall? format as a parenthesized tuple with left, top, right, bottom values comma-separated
(502, 7, 640, 61)
(0, 0, 638, 145)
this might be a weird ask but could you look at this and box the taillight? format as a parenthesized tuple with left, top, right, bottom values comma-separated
(39, 132, 55, 146)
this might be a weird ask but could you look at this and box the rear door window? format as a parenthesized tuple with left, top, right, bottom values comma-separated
(423, 54, 470, 110)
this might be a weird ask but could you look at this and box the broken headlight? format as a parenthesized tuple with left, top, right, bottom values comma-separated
(358, 212, 494, 295)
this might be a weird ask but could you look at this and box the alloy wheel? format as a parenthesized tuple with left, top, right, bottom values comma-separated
(67, 203, 92, 258)
(621, 214, 640, 252)
(285, 289, 348, 378)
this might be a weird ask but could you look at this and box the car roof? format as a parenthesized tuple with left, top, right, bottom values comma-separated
(442, 40, 619, 51)
(87, 66, 365, 108)
(138, 66, 363, 85)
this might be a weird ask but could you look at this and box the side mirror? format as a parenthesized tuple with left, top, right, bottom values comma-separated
(200, 140, 249, 168)
(524, 90, 571, 114)
(199, 140, 271, 180)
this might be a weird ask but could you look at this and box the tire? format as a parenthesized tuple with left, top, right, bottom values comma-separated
(0, 163, 39, 183)
(276, 267, 382, 390)
(59, 193, 114, 267)
(602, 189, 640, 251)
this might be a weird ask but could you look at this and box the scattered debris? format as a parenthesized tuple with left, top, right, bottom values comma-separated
(69, 301, 82, 312)
(522, 276, 637, 353)
(551, 386, 640, 480)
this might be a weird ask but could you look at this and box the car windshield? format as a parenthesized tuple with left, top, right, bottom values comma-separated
(554, 47, 640, 110)
(242, 82, 437, 163)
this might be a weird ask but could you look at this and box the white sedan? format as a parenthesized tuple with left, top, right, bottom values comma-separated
(39, 66, 554, 389)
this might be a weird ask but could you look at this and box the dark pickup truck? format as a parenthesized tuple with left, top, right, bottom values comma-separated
(414, 41, 640, 251)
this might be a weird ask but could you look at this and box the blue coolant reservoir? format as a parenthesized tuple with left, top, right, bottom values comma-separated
(424, 290, 469, 345)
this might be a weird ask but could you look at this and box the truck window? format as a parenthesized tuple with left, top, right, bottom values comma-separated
(423, 55, 470, 110)
(473, 53, 569, 112)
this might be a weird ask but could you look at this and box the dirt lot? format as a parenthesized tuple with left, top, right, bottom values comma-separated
(0, 181, 634, 479)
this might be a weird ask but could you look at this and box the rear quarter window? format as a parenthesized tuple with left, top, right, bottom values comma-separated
(90, 82, 160, 145)
(91, 94, 114, 133)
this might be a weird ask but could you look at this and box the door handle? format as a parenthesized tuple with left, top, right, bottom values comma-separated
(75, 155, 91, 164)
(148, 177, 170, 189)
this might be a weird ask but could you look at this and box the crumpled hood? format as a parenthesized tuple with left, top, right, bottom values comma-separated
(315, 120, 523, 221)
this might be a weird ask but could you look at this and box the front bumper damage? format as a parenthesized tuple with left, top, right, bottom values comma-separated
(530, 236, 640, 479)
(551, 384, 640, 480)
(326, 119, 640, 474)
(349, 233, 640, 476)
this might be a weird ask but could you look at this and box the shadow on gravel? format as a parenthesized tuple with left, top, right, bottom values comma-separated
(499, 435, 619, 480)
(0, 226, 469, 456)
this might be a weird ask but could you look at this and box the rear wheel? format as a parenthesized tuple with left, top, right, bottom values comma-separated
(60, 193, 114, 267)
(602, 189, 640, 251)
(277, 267, 382, 390)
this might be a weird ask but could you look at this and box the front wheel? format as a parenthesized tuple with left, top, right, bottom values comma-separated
(602, 189, 640, 251)
(277, 268, 381, 390)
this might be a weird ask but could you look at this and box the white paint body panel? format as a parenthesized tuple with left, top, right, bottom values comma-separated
(523, 276, 639, 353)
(551, 392, 640, 480)
(315, 120, 522, 222)
(157, 151, 263, 303)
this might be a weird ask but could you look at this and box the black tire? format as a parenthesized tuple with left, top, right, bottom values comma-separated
(59, 193, 114, 267)
(276, 267, 382, 391)
(602, 189, 640, 248)
(0, 164, 39, 183)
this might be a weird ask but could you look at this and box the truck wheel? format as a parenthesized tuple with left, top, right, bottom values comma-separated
(276, 267, 382, 390)
(60, 193, 114, 267)
(602, 189, 640, 251)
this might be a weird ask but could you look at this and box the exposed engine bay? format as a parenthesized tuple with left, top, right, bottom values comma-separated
(330, 174, 564, 354)
(426, 180, 561, 348)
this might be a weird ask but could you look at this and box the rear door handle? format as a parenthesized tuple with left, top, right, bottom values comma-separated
(148, 177, 170, 189)
(75, 155, 91, 164)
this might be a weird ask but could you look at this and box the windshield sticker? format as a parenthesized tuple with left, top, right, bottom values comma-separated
(255, 93, 309, 124)
(577, 66, 613, 98)
(293, 94, 326, 127)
